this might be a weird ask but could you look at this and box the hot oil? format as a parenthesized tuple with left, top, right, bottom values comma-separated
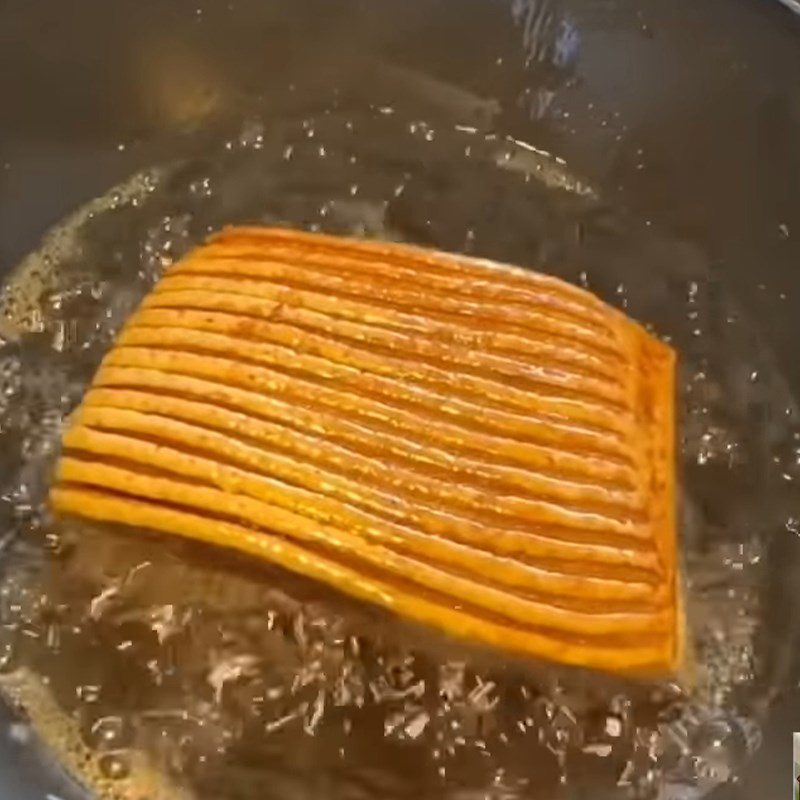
(0, 99, 781, 799)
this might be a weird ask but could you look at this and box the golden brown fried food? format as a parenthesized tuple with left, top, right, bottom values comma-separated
(51, 227, 679, 677)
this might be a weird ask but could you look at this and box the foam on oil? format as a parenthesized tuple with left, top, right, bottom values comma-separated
(0, 101, 782, 799)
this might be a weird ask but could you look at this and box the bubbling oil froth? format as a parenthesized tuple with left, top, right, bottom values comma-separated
(0, 105, 781, 799)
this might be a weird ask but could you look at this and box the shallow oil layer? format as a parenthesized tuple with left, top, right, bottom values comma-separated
(0, 96, 789, 799)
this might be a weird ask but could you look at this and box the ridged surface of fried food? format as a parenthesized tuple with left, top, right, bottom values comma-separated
(50, 227, 678, 677)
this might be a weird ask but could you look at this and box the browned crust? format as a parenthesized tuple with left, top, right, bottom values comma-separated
(633, 326, 679, 673)
(51, 226, 680, 679)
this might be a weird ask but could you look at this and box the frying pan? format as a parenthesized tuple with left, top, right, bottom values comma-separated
(1, 1, 800, 798)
